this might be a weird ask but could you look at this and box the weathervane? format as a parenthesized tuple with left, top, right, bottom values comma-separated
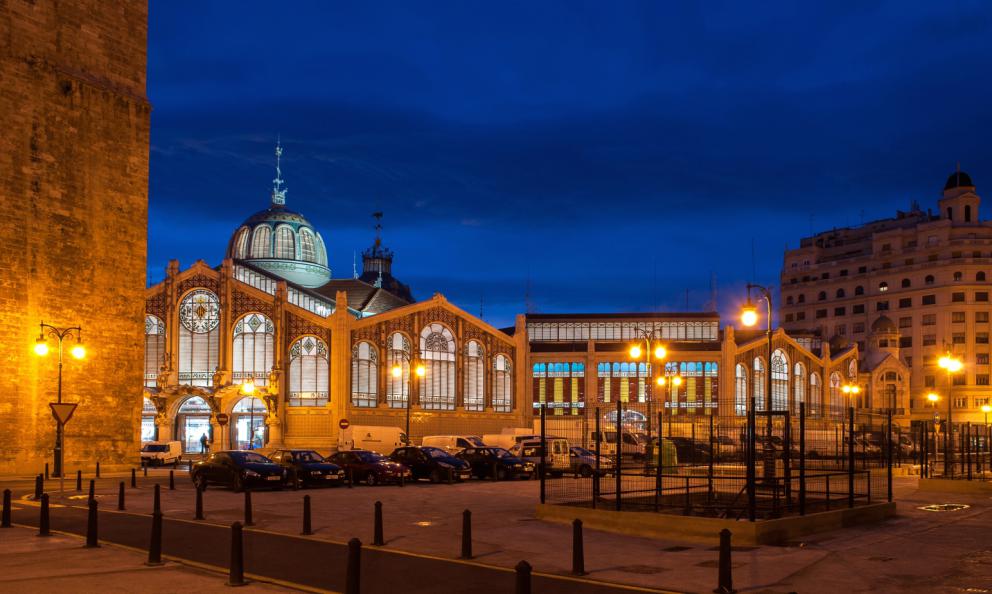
(271, 138, 287, 206)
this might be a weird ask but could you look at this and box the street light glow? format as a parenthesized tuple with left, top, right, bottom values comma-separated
(938, 355, 963, 372)
(70, 343, 86, 360)
(629, 345, 642, 359)
(982, 404, 992, 414)
(654, 345, 667, 360)
(672, 376, 682, 386)
(242, 377, 255, 395)
(415, 364, 426, 377)
(740, 304, 758, 327)
(392, 365, 402, 378)
(656, 376, 666, 386)
(34, 338, 49, 356)
(927, 392, 939, 403)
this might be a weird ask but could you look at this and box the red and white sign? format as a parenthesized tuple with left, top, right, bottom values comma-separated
(49, 402, 78, 425)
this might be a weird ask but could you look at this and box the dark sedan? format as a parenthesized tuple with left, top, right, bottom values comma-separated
(328, 449, 411, 486)
(190, 450, 285, 492)
(456, 447, 533, 480)
(390, 446, 472, 482)
(270, 449, 346, 488)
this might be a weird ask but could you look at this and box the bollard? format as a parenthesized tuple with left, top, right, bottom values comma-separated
(118, 481, 126, 511)
(460, 509, 473, 559)
(2, 489, 11, 528)
(302, 495, 313, 535)
(143, 465, 148, 478)
(96, 461, 100, 479)
(572, 518, 586, 575)
(85, 498, 100, 548)
(399, 472, 404, 488)
(346, 538, 361, 594)
(373, 501, 384, 546)
(153, 484, 161, 515)
(45, 463, 49, 481)
(244, 490, 254, 526)
(228, 521, 246, 586)
(147, 511, 163, 566)
(34, 474, 43, 500)
(195, 484, 204, 520)
(715, 528, 735, 594)
(131, 468, 137, 488)
(76, 470, 82, 492)
(38, 494, 51, 537)
(515, 560, 532, 594)
(169, 470, 175, 491)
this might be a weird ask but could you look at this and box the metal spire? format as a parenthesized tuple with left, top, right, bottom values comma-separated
(372, 211, 383, 247)
(353, 251, 358, 279)
(271, 137, 287, 206)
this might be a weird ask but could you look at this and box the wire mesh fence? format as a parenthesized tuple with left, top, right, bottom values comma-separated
(538, 401, 896, 520)
(917, 420, 992, 481)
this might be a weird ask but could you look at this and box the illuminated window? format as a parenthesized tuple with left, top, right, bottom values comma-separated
(351, 342, 378, 408)
(289, 336, 329, 406)
(464, 341, 485, 411)
(232, 313, 274, 386)
(793, 363, 806, 415)
(274, 225, 296, 259)
(809, 373, 822, 416)
(233, 226, 250, 258)
(753, 357, 766, 411)
(250, 226, 271, 258)
(829, 372, 842, 415)
(493, 354, 513, 412)
(144, 314, 166, 388)
(299, 228, 317, 263)
(386, 333, 411, 409)
(420, 323, 456, 410)
(771, 349, 789, 411)
(178, 289, 220, 387)
(734, 364, 747, 416)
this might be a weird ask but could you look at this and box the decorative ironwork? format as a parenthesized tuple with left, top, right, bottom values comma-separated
(179, 289, 220, 334)
(178, 273, 219, 296)
(232, 289, 274, 318)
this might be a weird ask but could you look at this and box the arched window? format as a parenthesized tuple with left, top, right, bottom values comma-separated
(299, 228, 317, 263)
(953, 271, 963, 282)
(141, 397, 158, 441)
(420, 323, 456, 410)
(818, 291, 827, 301)
(464, 340, 485, 411)
(275, 225, 295, 259)
(753, 357, 766, 411)
(797, 294, 805, 303)
(493, 354, 512, 412)
(250, 226, 271, 258)
(978, 272, 987, 282)
(386, 333, 411, 409)
(793, 363, 806, 415)
(176, 396, 212, 453)
(315, 233, 328, 266)
(925, 275, 935, 285)
(855, 286, 864, 296)
(232, 397, 267, 449)
(289, 336, 329, 406)
(144, 314, 166, 388)
(878, 281, 888, 292)
(771, 349, 789, 411)
(351, 341, 378, 408)
(232, 313, 274, 386)
(901, 278, 911, 288)
(233, 226, 250, 258)
(835, 288, 845, 299)
(829, 372, 842, 414)
(734, 364, 748, 417)
(809, 373, 822, 416)
(178, 289, 220, 387)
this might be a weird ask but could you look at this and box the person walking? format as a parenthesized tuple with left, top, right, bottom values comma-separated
(200, 433, 209, 454)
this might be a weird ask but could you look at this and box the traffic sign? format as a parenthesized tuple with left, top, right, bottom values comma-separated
(216, 413, 230, 426)
(339, 418, 350, 430)
(49, 402, 78, 426)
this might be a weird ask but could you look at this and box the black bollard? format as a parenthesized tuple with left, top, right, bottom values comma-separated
(715, 528, 735, 594)
(195, 484, 204, 520)
(302, 495, 313, 535)
(75, 470, 82, 492)
(118, 481, 125, 511)
(515, 560, 532, 594)
(143, 465, 148, 478)
(131, 468, 137, 488)
(147, 511, 163, 566)
(96, 461, 100, 479)
(88, 479, 95, 502)
(2, 489, 11, 528)
(85, 498, 100, 548)
(153, 484, 161, 515)
(38, 494, 51, 537)
(228, 521, 246, 586)
(346, 538, 361, 594)
(34, 474, 43, 500)
(244, 490, 253, 526)
(373, 500, 384, 546)
(572, 518, 586, 575)
(169, 470, 175, 491)
(461, 509, 473, 559)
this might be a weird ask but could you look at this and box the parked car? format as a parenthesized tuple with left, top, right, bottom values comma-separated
(140, 441, 183, 466)
(190, 450, 285, 492)
(510, 437, 571, 476)
(481, 431, 541, 450)
(389, 446, 472, 482)
(328, 449, 411, 486)
(456, 447, 534, 480)
(668, 437, 712, 464)
(338, 425, 408, 455)
(712, 435, 742, 461)
(420, 435, 486, 455)
(269, 449, 345, 488)
(568, 446, 607, 477)
(589, 429, 647, 459)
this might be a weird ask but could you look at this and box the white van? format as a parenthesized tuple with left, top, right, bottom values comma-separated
(482, 433, 543, 450)
(338, 425, 407, 455)
(510, 437, 571, 476)
(590, 429, 647, 459)
(140, 441, 183, 466)
(421, 435, 486, 455)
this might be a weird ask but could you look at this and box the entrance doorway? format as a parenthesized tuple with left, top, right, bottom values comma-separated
(232, 396, 267, 450)
(176, 396, 212, 453)
(141, 397, 158, 442)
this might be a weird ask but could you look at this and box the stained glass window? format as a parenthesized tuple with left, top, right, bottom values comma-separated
(232, 313, 274, 386)
(386, 333, 411, 409)
(419, 323, 455, 410)
(464, 341, 485, 411)
(351, 341, 378, 407)
(144, 314, 166, 388)
(771, 349, 789, 411)
(250, 226, 271, 258)
(493, 354, 512, 412)
(178, 289, 220, 387)
(289, 336, 329, 406)
(275, 225, 295, 259)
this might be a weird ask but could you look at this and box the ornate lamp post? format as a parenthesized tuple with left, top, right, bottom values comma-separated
(33, 322, 86, 479)
(740, 283, 773, 519)
(628, 333, 667, 453)
(391, 354, 425, 445)
(938, 353, 963, 475)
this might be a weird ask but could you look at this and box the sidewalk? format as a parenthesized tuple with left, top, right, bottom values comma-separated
(0, 525, 294, 593)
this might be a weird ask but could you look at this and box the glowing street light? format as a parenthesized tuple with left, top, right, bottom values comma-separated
(34, 322, 86, 480)
(982, 404, 991, 427)
(740, 301, 759, 327)
(938, 352, 964, 475)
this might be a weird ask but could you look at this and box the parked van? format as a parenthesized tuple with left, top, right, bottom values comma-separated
(510, 437, 570, 476)
(338, 425, 407, 455)
(140, 441, 183, 466)
(421, 435, 486, 455)
(482, 433, 542, 450)
(589, 429, 648, 459)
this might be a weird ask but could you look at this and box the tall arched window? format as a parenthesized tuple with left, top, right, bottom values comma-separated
(855, 286, 864, 295)
(793, 363, 806, 415)
(275, 225, 296, 259)
(232, 397, 267, 449)
(233, 226, 250, 258)
(142, 397, 158, 441)
(250, 226, 271, 258)
(829, 372, 842, 414)
(753, 357, 766, 411)
(798, 294, 805, 303)
(901, 278, 911, 288)
(464, 340, 485, 411)
(289, 336, 329, 406)
(178, 289, 220, 387)
(420, 323, 456, 410)
(493, 354, 512, 412)
(232, 313, 274, 386)
(978, 271, 987, 282)
(144, 314, 166, 388)
(954, 271, 963, 282)
(925, 275, 935, 285)
(299, 228, 317, 263)
(386, 333, 411, 409)
(351, 341, 378, 407)
(836, 288, 845, 298)
(810, 373, 822, 416)
(315, 233, 328, 266)
(771, 349, 789, 411)
(818, 291, 827, 301)
(735, 364, 748, 416)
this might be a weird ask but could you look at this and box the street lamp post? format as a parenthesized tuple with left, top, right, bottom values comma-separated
(34, 322, 86, 480)
(391, 353, 425, 445)
(741, 283, 773, 516)
(938, 353, 963, 476)
(628, 333, 667, 455)
(241, 377, 256, 449)
(927, 391, 939, 474)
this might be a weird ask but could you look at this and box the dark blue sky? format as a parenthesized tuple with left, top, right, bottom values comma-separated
(148, 1, 992, 328)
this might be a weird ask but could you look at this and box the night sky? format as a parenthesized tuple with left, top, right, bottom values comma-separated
(148, 2, 992, 328)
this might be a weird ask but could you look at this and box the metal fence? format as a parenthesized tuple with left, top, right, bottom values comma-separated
(917, 420, 992, 481)
(538, 401, 895, 520)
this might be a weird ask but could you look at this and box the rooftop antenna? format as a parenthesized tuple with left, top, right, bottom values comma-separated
(372, 211, 383, 247)
(271, 136, 286, 206)
(352, 251, 358, 279)
(479, 292, 485, 321)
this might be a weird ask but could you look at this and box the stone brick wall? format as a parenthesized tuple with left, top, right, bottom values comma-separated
(0, 1, 149, 474)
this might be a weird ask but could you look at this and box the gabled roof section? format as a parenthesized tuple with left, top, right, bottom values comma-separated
(314, 278, 411, 315)
(352, 293, 515, 347)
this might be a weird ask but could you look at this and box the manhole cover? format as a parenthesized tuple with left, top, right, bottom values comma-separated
(663, 546, 692, 552)
(918, 503, 970, 512)
(617, 565, 666, 574)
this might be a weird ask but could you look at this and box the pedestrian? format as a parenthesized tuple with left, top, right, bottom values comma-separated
(200, 433, 209, 454)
